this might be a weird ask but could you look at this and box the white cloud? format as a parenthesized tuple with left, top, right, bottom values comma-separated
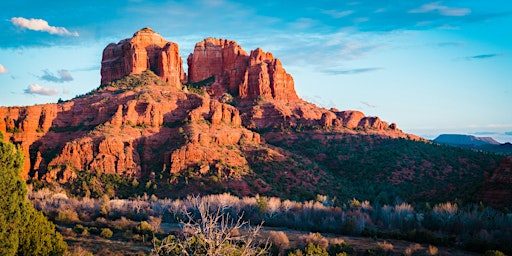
(409, 2, 471, 17)
(0, 64, 8, 74)
(11, 17, 79, 36)
(24, 84, 59, 96)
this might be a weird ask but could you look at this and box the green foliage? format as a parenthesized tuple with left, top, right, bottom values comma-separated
(0, 139, 67, 255)
(288, 243, 329, 256)
(185, 76, 214, 96)
(484, 250, 506, 256)
(100, 228, 113, 239)
(104, 70, 168, 89)
(328, 243, 354, 256)
(268, 133, 503, 204)
(67, 170, 135, 198)
(135, 221, 153, 235)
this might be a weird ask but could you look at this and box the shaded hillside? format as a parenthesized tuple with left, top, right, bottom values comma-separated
(0, 28, 507, 206)
(266, 132, 502, 203)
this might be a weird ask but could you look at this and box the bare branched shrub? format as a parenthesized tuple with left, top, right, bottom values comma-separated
(298, 232, 329, 249)
(153, 196, 269, 256)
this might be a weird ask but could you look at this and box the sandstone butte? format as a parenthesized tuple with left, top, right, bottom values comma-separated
(0, 27, 455, 198)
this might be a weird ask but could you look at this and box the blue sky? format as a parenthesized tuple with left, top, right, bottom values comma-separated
(1, 0, 511, 142)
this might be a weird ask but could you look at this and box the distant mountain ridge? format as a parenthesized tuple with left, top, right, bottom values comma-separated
(433, 134, 512, 156)
(434, 134, 500, 146)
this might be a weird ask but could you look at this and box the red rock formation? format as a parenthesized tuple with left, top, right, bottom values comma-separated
(101, 28, 185, 87)
(187, 38, 248, 94)
(0, 28, 423, 193)
(187, 39, 298, 101)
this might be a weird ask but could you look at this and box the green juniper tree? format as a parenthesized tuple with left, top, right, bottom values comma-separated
(0, 133, 67, 255)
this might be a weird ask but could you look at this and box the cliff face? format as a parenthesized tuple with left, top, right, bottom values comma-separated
(187, 38, 298, 101)
(101, 28, 186, 87)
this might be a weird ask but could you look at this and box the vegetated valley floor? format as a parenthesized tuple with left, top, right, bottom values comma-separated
(61, 223, 478, 255)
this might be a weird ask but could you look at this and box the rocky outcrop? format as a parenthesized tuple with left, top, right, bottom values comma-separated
(187, 38, 298, 101)
(241, 100, 403, 136)
(101, 28, 185, 87)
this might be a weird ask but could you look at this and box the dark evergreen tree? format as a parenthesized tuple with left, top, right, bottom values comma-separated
(0, 133, 67, 255)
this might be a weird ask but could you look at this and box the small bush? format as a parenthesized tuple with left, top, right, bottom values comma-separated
(135, 221, 153, 235)
(377, 241, 394, 252)
(427, 245, 438, 255)
(55, 208, 80, 223)
(298, 232, 329, 249)
(328, 241, 354, 255)
(484, 250, 506, 256)
(269, 230, 290, 253)
(405, 243, 423, 256)
(100, 228, 113, 239)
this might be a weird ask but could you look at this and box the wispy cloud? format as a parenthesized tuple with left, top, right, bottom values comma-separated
(39, 69, 74, 83)
(290, 18, 318, 29)
(11, 17, 79, 37)
(465, 53, 506, 60)
(409, 2, 471, 17)
(437, 41, 464, 47)
(323, 67, 382, 75)
(24, 84, 59, 96)
(472, 131, 498, 135)
(361, 101, 376, 108)
(324, 10, 354, 18)
(0, 64, 8, 74)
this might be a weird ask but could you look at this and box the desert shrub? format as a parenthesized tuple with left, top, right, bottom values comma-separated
(65, 246, 94, 256)
(288, 243, 329, 256)
(269, 230, 290, 254)
(110, 216, 137, 231)
(427, 245, 438, 255)
(58, 227, 76, 237)
(136, 221, 154, 235)
(327, 241, 354, 255)
(55, 208, 80, 223)
(100, 228, 113, 239)
(484, 250, 506, 256)
(377, 241, 394, 252)
(298, 233, 329, 249)
(404, 243, 423, 256)
(148, 215, 162, 233)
